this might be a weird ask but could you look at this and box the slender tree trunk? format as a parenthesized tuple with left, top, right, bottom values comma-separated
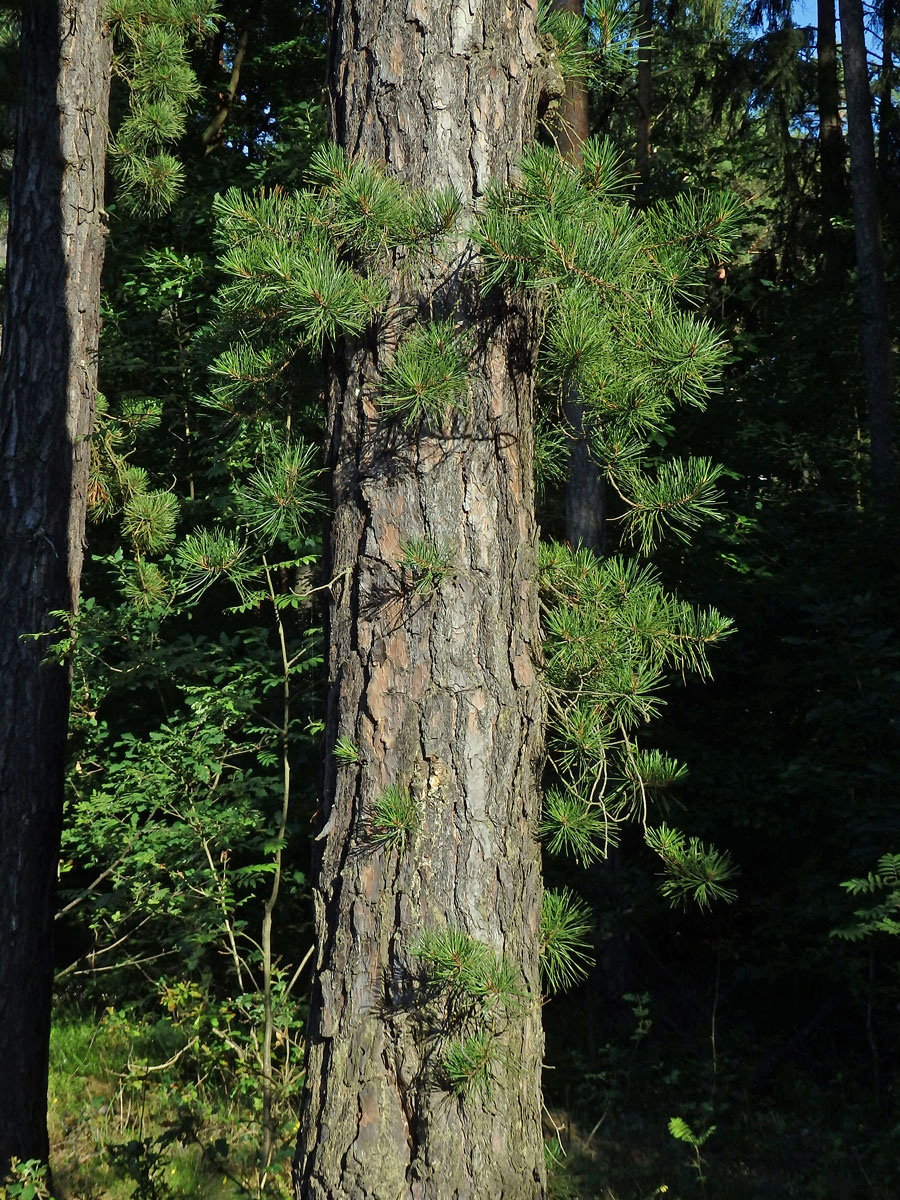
(552, 0, 606, 555)
(839, 0, 898, 506)
(553, 0, 590, 159)
(294, 1, 547, 1196)
(201, 2, 261, 153)
(878, 0, 898, 183)
(636, 0, 653, 189)
(817, 0, 850, 274)
(0, 0, 111, 1171)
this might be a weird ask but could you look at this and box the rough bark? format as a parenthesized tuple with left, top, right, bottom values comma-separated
(294, 1, 547, 1196)
(0, 0, 111, 1170)
(839, 0, 898, 507)
(816, 0, 850, 275)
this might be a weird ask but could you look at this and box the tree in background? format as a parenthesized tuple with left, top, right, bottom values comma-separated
(0, 0, 216, 1171)
(0, 0, 112, 1167)
(816, 0, 850, 276)
(839, 0, 897, 506)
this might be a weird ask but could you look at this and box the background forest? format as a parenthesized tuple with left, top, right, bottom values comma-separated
(1, 0, 898, 1196)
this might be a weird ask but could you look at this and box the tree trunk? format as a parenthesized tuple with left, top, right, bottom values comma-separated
(636, 0, 653, 189)
(0, 0, 111, 1170)
(878, 0, 899, 184)
(551, 0, 606, 555)
(816, 0, 850, 275)
(293, 2, 547, 1197)
(839, 0, 898, 507)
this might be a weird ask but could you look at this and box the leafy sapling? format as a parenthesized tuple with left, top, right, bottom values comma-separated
(668, 1116, 716, 1185)
(832, 853, 900, 940)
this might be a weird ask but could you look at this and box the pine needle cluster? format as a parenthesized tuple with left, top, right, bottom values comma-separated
(370, 784, 418, 853)
(469, 136, 742, 915)
(540, 888, 594, 991)
(88, 394, 179, 607)
(412, 928, 528, 1097)
(474, 142, 741, 552)
(207, 149, 462, 429)
(644, 824, 737, 910)
(106, 1, 219, 212)
(537, 542, 733, 873)
(538, 0, 633, 91)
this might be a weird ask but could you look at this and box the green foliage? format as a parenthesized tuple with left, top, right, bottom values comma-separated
(122, 487, 179, 554)
(398, 536, 456, 596)
(370, 784, 418, 852)
(442, 1032, 499, 1099)
(538, 0, 634, 91)
(378, 320, 469, 427)
(538, 542, 732, 865)
(107, 2, 219, 213)
(412, 928, 526, 1096)
(176, 527, 251, 598)
(645, 823, 737, 910)
(238, 438, 322, 545)
(474, 146, 739, 557)
(669, 1115, 716, 1182)
(832, 854, 900, 941)
(413, 927, 526, 1017)
(539, 785, 611, 866)
(540, 888, 594, 992)
(2, 1158, 55, 1199)
(333, 735, 360, 764)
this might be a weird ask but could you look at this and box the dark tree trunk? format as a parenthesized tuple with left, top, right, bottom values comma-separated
(0, 0, 111, 1171)
(839, 0, 898, 507)
(816, 0, 850, 275)
(201, 1, 261, 153)
(878, 0, 899, 183)
(294, 1, 547, 1197)
(636, 0, 653, 189)
(551, 0, 606, 555)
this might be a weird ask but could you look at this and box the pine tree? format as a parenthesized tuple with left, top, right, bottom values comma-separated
(0, 1, 216, 1172)
(0, 1, 112, 1169)
(202, 69, 740, 1200)
(839, 0, 898, 506)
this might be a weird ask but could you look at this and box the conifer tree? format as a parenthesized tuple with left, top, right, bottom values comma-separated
(0, 1, 112, 1168)
(200, 14, 739, 1190)
(0, 0, 215, 1171)
(839, 0, 898, 506)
